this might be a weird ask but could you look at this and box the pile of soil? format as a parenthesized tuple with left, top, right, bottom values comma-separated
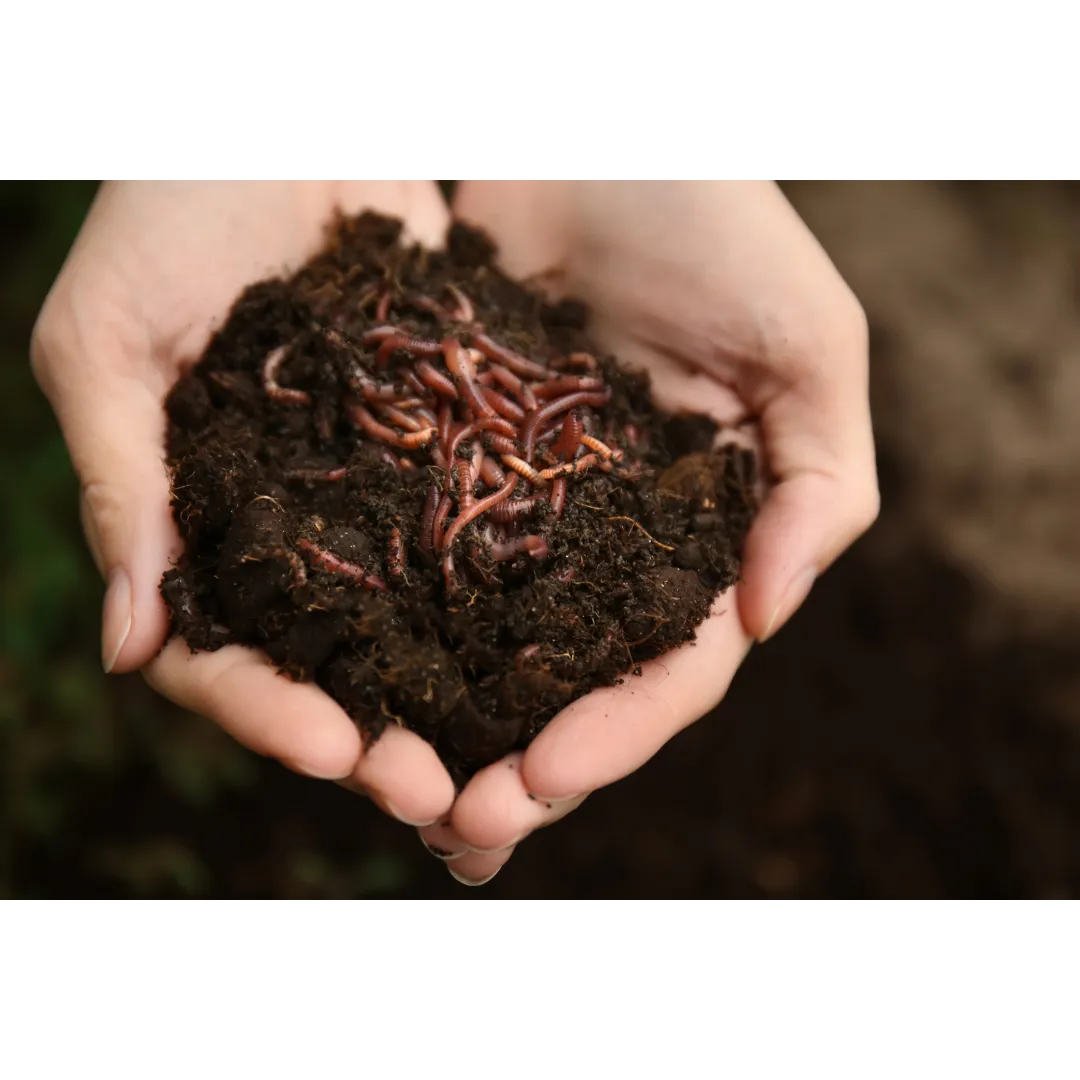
(160, 213, 756, 785)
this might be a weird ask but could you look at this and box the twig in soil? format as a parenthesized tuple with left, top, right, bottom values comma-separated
(607, 516, 676, 551)
(625, 614, 673, 648)
(380, 698, 405, 725)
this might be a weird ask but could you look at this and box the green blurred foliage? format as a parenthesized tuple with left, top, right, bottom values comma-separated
(0, 183, 419, 898)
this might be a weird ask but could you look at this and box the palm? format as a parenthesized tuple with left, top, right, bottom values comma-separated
(419, 184, 795, 878)
(65, 182, 454, 369)
(35, 181, 459, 826)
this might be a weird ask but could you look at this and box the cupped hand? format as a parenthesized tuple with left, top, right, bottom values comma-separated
(31, 181, 458, 827)
(424, 181, 878, 885)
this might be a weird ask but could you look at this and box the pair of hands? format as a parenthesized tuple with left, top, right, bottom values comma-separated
(31, 181, 877, 886)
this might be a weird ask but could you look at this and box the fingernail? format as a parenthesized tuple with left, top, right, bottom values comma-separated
(102, 568, 132, 673)
(382, 798, 439, 828)
(421, 837, 467, 860)
(448, 866, 502, 887)
(468, 835, 526, 855)
(295, 761, 353, 781)
(760, 567, 816, 642)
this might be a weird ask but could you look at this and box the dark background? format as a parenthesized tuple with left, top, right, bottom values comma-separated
(3, 181, 1078, 899)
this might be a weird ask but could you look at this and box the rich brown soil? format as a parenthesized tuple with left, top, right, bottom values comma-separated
(160, 213, 756, 785)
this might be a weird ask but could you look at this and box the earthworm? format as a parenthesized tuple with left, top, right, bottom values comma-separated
(478, 455, 506, 487)
(520, 390, 611, 461)
(501, 454, 546, 485)
(550, 476, 568, 517)
(443, 337, 493, 417)
(377, 404, 428, 433)
(531, 375, 606, 400)
(535, 422, 565, 445)
(406, 293, 453, 321)
(551, 351, 599, 372)
(490, 535, 549, 562)
(431, 492, 454, 551)
(284, 549, 308, 587)
(296, 538, 389, 593)
(483, 432, 519, 456)
(437, 403, 454, 452)
(379, 449, 403, 473)
(262, 346, 311, 407)
(375, 334, 442, 369)
(455, 459, 476, 511)
(480, 386, 526, 423)
(442, 551, 457, 592)
(417, 360, 459, 399)
(488, 494, 547, 523)
(472, 415, 519, 440)
(418, 483, 440, 555)
(348, 404, 437, 449)
(550, 409, 583, 461)
(310, 282, 629, 593)
(361, 326, 402, 345)
(581, 433, 624, 461)
(445, 284, 475, 324)
(387, 527, 406, 578)
(538, 453, 604, 480)
(487, 363, 528, 402)
(402, 370, 429, 397)
(470, 331, 551, 381)
(355, 286, 380, 314)
(447, 423, 477, 462)
(286, 466, 348, 482)
(357, 379, 416, 404)
(440, 474, 519, 552)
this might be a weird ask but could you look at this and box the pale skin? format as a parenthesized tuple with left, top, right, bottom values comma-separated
(32, 181, 877, 887)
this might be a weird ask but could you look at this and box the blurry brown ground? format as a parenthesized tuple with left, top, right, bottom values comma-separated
(3, 181, 1078, 899)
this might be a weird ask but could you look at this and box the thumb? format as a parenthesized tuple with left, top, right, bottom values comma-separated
(737, 308, 879, 642)
(32, 308, 179, 674)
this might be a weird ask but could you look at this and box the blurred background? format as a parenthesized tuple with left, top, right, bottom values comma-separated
(2, 181, 1078, 899)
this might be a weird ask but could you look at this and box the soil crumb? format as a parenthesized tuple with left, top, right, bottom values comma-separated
(161, 213, 757, 785)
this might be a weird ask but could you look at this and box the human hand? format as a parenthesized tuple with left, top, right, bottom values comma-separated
(421, 181, 878, 885)
(31, 181, 460, 828)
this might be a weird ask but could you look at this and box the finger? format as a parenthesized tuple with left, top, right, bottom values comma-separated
(32, 182, 453, 676)
(448, 752, 588, 853)
(522, 597, 751, 802)
(338, 726, 456, 828)
(590, 331, 750, 427)
(31, 321, 179, 674)
(336, 180, 451, 250)
(417, 819, 470, 860)
(143, 638, 361, 780)
(145, 639, 454, 817)
(736, 305, 879, 642)
(452, 181, 569, 281)
(444, 846, 517, 888)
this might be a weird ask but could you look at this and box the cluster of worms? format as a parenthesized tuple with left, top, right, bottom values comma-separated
(262, 284, 636, 595)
